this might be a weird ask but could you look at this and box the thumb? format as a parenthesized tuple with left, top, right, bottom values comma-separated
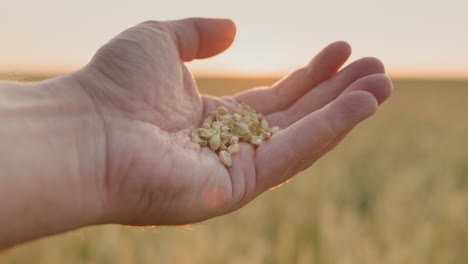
(166, 17, 237, 61)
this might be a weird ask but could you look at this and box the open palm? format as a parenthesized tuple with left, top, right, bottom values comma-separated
(76, 18, 392, 225)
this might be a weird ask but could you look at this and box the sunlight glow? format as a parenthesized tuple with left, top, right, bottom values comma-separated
(1, 0, 467, 79)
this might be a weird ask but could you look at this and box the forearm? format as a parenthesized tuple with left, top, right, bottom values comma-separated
(0, 75, 106, 249)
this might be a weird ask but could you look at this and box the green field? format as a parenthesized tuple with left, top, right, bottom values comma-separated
(1, 77, 468, 263)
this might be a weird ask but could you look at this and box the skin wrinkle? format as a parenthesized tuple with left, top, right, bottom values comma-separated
(92, 44, 136, 90)
(137, 23, 179, 64)
(171, 65, 196, 128)
(181, 66, 203, 120)
(138, 64, 194, 132)
(93, 29, 184, 129)
(126, 82, 184, 131)
(113, 136, 134, 202)
(70, 70, 111, 209)
(103, 129, 124, 198)
(227, 152, 246, 212)
(117, 36, 154, 69)
(189, 19, 203, 61)
(141, 143, 181, 223)
(143, 53, 198, 130)
(247, 146, 258, 206)
(129, 132, 175, 224)
(149, 95, 183, 131)
(155, 107, 184, 132)
(72, 123, 86, 214)
(120, 159, 141, 224)
(230, 144, 252, 208)
(85, 64, 126, 106)
(153, 155, 178, 222)
(200, 95, 210, 127)
(168, 25, 186, 60)
(226, 154, 236, 205)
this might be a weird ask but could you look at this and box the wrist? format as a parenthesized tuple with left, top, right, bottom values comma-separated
(0, 73, 107, 248)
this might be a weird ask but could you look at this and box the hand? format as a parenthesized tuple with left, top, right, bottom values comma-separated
(73, 17, 392, 225)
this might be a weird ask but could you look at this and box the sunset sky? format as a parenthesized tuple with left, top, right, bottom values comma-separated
(1, 0, 467, 78)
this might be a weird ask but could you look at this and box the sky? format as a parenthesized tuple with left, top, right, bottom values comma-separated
(1, 0, 467, 79)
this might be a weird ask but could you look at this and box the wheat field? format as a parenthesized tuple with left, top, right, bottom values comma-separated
(1, 77, 468, 263)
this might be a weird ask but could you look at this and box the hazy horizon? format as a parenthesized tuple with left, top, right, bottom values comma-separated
(1, 71, 467, 82)
(2, 0, 467, 79)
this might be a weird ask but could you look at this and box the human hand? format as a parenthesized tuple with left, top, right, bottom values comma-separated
(73, 17, 392, 226)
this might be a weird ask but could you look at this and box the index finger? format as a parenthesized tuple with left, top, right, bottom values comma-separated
(234, 41, 351, 115)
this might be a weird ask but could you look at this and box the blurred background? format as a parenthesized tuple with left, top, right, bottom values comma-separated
(1, 0, 467, 263)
